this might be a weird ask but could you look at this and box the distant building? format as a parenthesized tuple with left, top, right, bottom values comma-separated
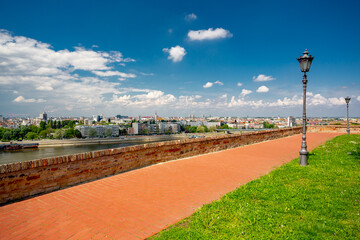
(84, 119, 92, 125)
(93, 115, 101, 122)
(0, 115, 3, 122)
(39, 112, 47, 121)
(287, 116, 296, 127)
(75, 125, 119, 138)
(132, 122, 139, 135)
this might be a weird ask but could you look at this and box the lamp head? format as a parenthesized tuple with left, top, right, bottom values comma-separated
(297, 49, 314, 72)
(345, 96, 351, 104)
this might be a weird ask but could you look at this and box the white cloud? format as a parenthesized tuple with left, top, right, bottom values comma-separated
(240, 89, 252, 97)
(36, 85, 53, 91)
(256, 85, 269, 93)
(0, 29, 135, 78)
(188, 28, 233, 41)
(163, 45, 186, 62)
(203, 81, 223, 88)
(92, 70, 136, 78)
(1, 29, 356, 116)
(328, 97, 345, 105)
(185, 13, 197, 21)
(237, 82, 243, 87)
(253, 74, 275, 82)
(140, 72, 155, 76)
(110, 90, 176, 108)
(13, 96, 46, 103)
(214, 80, 224, 86)
(203, 82, 213, 88)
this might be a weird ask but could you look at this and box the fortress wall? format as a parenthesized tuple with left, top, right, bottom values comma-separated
(0, 127, 301, 204)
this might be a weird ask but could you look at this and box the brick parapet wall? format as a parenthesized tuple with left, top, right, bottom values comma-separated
(0, 127, 301, 204)
(308, 125, 360, 133)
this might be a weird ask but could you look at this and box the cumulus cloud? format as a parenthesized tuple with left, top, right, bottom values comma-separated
(240, 89, 252, 97)
(163, 45, 186, 62)
(188, 28, 233, 41)
(110, 89, 176, 108)
(256, 85, 269, 93)
(0, 29, 135, 78)
(237, 82, 243, 87)
(357, 96, 360, 101)
(328, 97, 345, 105)
(185, 13, 197, 21)
(203, 81, 223, 88)
(203, 82, 213, 88)
(0, 30, 138, 113)
(92, 70, 136, 78)
(13, 96, 46, 103)
(36, 85, 53, 91)
(253, 74, 275, 82)
(1, 29, 355, 116)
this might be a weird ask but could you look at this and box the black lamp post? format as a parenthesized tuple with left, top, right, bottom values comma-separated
(345, 96, 351, 135)
(297, 49, 314, 166)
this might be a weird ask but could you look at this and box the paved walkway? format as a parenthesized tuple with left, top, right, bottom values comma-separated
(0, 132, 341, 240)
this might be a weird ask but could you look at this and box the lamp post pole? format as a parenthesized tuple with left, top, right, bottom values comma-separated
(345, 96, 351, 135)
(297, 50, 314, 166)
(299, 72, 308, 166)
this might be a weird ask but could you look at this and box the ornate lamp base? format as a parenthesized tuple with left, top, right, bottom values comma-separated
(299, 150, 308, 166)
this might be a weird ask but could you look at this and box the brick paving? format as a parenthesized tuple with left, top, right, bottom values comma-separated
(0, 132, 341, 240)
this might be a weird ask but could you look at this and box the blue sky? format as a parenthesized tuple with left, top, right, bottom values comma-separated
(0, 0, 359, 117)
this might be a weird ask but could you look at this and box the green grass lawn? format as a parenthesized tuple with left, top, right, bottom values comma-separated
(151, 134, 360, 239)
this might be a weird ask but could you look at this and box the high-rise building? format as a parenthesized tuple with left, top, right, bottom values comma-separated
(287, 116, 296, 127)
(93, 115, 101, 122)
(39, 112, 47, 121)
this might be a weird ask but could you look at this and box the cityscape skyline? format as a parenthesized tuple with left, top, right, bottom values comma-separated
(0, 0, 359, 117)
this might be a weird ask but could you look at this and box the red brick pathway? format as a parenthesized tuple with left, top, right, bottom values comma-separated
(0, 133, 341, 240)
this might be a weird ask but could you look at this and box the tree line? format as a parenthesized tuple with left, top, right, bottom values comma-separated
(0, 120, 81, 141)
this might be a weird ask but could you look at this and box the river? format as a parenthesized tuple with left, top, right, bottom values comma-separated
(0, 138, 176, 165)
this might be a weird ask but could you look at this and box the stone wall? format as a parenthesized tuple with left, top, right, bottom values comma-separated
(0, 127, 301, 204)
(308, 125, 360, 133)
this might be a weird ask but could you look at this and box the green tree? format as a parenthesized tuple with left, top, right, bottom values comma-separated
(30, 125, 40, 134)
(40, 121, 46, 131)
(74, 129, 82, 138)
(20, 126, 31, 139)
(263, 121, 275, 129)
(88, 128, 98, 138)
(25, 132, 38, 140)
(203, 125, 209, 132)
(189, 126, 197, 133)
(39, 130, 49, 139)
(64, 129, 75, 139)
(119, 129, 127, 135)
(196, 125, 205, 133)
(105, 128, 113, 137)
(10, 128, 21, 140)
(209, 126, 217, 132)
(2, 131, 11, 141)
(54, 129, 65, 139)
